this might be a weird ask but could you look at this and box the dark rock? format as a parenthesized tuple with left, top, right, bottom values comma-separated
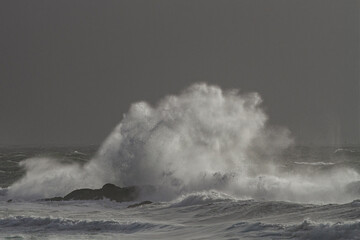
(98, 184, 138, 202)
(7, 199, 12, 203)
(43, 197, 63, 201)
(127, 201, 153, 208)
(42, 183, 139, 203)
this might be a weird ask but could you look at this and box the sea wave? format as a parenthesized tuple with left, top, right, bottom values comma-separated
(170, 190, 238, 207)
(6, 84, 360, 204)
(0, 216, 177, 233)
(8, 83, 294, 201)
(334, 148, 356, 154)
(294, 161, 335, 166)
(227, 220, 360, 240)
(0, 188, 8, 199)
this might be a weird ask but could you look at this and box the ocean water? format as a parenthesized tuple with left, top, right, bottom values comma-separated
(1, 146, 360, 239)
(1, 84, 360, 239)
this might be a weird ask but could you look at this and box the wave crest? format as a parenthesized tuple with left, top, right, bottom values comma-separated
(7, 83, 360, 203)
(170, 190, 237, 207)
(227, 220, 360, 240)
(0, 216, 175, 233)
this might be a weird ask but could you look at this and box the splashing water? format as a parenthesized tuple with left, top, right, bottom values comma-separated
(8, 83, 360, 203)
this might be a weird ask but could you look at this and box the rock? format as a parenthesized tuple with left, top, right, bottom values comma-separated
(98, 184, 138, 202)
(43, 197, 63, 201)
(127, 201, 153, 208)
(42, 183, 139, 203)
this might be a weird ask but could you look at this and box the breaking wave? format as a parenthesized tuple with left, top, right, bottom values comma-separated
(7, 83, 360, 203)
(227, 220, 360, 240)
(294, 162, 336, 166)
(170, 190, 237, 207)
(0, 216, 176, 233)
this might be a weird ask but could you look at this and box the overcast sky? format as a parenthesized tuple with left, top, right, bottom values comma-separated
(0, 0, 359, 146)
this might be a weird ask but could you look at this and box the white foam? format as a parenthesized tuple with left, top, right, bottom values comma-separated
(0, 216, 175, 233)
(294, 161, 335, 166)
(227, 220, 360, 240)
(7, 83, 360, 203)
(170, 190, 237, 207)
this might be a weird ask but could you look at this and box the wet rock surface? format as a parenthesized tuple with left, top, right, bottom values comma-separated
(42, 183, 139, 202)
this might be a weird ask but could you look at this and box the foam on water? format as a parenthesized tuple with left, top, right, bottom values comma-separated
(0, 216, 176, 233)
(226, 220, 360, 240)
(170, 190, 237, 207)
(294, 161, 336, 166)
(1, 193, 360, 239)
(7, 83, 360, 203)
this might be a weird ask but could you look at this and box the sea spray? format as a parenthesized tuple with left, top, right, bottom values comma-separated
(8, 83, 360, 203)
(87, 83, 293, 198)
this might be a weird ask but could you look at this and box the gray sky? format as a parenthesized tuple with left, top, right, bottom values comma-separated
(0, 0, 359, 146)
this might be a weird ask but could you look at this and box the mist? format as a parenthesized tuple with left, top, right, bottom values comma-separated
(8, 84, 360, 203)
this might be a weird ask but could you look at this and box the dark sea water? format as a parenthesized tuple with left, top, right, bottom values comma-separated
(1, 146, 360, 240)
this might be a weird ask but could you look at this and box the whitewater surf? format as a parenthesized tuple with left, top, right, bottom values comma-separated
(1, 84, 360, 239)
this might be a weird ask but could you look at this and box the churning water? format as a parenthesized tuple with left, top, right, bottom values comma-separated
(1, 84, 360, 239)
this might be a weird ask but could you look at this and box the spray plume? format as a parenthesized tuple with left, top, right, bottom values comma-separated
(8, 83, 360, 203)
